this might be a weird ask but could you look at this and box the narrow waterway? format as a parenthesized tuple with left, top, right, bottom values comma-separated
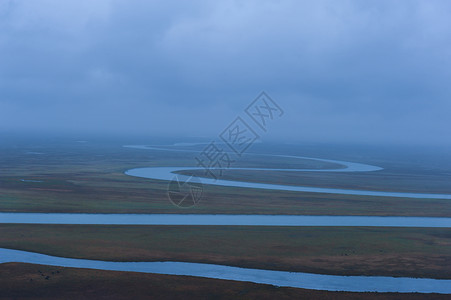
(1, 248, 450, 293)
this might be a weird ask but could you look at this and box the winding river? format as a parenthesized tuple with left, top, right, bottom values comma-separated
(1, 248, 451, 294)
(2, 144, 451, 293)
(125, 145, 451, 199)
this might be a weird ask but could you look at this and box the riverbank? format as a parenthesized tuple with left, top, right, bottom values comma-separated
(0, 263, 449, 300)
(2, 142, 451, 216)
(1, 225, 450, 279)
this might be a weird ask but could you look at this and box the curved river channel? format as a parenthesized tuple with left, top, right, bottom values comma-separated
(2, 145, 451, 293)
(125, 145, 451, 199)
(1, 248, 451, 294)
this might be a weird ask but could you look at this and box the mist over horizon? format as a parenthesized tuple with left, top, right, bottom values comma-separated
(1, 0, 451, 146)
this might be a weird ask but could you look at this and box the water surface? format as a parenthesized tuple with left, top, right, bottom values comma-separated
(1, 248, 450, 294)
(124, 145, 451, 199)
(1, 213, 450, 227)
(127, 167, 451, 199)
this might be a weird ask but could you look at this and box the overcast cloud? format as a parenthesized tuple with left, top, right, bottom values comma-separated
(1, 0, 450, 145)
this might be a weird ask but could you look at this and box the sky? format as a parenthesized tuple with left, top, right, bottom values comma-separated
(0, 0, 450, 145)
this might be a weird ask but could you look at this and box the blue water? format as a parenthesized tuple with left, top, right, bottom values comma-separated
(1, 213, 450, 227)
(1, 248, 450, 293)
(3, 145, 450, 294)
(126, 166, 451, 199)
(124, 145, 451, 199)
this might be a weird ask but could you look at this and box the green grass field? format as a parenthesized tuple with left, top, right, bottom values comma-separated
(1, 224, 450, 279)
(1, 140, 450, 216)
(1, 138, 451, 298)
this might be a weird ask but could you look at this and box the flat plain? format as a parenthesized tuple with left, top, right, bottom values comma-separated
(1, 137, 451, 298)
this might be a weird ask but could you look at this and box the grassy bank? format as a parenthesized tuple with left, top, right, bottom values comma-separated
(1, 225, 450, 279)
(0, 263, 449, 300)
(1, 142, 451, 216)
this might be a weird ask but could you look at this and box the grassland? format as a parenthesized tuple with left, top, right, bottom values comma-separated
(1, 224, 450, 279)
(2, 263, 448, 300)
(0, 139, 451, 216)
(1, 138, 451, 298)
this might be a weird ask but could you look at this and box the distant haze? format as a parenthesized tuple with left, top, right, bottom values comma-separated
(1, 0, 450, 145)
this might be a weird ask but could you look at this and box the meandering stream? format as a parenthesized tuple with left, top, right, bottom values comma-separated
(1, 248, 451, 293)
(2, 145, 451, 293)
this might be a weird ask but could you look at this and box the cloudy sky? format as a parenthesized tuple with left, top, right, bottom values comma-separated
(1, 0, 450, 145)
